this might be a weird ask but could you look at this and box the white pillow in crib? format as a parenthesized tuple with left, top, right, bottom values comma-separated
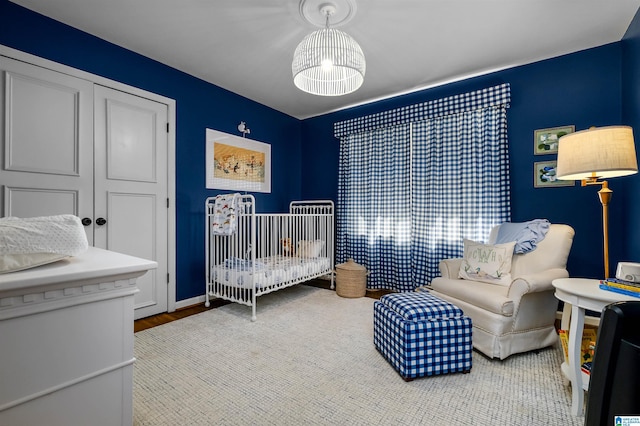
(297, 240, 325, 258)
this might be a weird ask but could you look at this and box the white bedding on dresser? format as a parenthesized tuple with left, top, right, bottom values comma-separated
(0, 215, 88, 273)
(211, 255, 330, 289)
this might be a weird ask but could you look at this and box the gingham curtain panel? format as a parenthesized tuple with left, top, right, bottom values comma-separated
(335, 84, 511, 292)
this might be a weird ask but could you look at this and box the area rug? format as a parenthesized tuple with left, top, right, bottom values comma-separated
(133, 285, 582, 425)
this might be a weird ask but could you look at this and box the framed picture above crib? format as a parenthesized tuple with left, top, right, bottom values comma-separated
(206, 128, 271, 193)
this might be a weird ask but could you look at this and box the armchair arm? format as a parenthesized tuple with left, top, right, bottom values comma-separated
(438, 258, 463, 279)
(507, 268, 570, 300)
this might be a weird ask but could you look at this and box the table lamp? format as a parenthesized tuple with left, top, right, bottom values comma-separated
(556, 126, 638, 279)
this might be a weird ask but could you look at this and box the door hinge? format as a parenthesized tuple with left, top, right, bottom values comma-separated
(167, 198, 170, 208)
(167, 273, 170, 283)
(166, 122, 169, 133)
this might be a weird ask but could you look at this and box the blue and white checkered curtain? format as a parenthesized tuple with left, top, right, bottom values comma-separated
(336, 84, 511, 292)
(336, 124, 413, 291)
(411, 107, 511, 287)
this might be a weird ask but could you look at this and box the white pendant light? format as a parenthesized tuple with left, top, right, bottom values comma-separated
(292, 2, 366, 96)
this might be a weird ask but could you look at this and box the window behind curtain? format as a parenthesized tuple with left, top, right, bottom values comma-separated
(336, 124, 412, 292)
(410, 107, 511, 288)
(335, 84, 511, 292)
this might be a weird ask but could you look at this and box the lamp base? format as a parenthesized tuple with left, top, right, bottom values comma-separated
(597, 181, 612, 279)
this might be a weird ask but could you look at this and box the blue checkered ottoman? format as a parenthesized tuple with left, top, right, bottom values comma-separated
(373, 291, 472, 381)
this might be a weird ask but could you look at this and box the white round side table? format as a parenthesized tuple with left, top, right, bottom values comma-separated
(552, 278, 638, 416)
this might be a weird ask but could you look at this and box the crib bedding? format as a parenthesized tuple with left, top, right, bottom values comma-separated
(212, 255, 330, 289)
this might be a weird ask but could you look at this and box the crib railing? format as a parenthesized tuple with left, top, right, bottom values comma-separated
(205, 195, 334, 320)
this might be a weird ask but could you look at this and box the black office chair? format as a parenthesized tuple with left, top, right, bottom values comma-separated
(585, 301, 640, 426)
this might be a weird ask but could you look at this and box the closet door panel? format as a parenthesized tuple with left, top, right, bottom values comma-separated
(106, 99, 156, 182)
(4, 71, 80, 175)
(0, 57, 94, 244)
(4, 187, 78, 218)
(107, 192, 157, 309)
(94, 85, 168, 319)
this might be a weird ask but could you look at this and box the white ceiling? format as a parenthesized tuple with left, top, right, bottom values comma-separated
(10, 0, 640, 119)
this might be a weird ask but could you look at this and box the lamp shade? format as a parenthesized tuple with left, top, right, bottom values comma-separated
(292, 27, 365, 96)
(556, 126, 639, 181)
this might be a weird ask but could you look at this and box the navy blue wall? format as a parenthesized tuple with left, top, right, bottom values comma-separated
(301, 45, 629, 280)
(0, 0, 302, 301)
(3, 0, 639, 297)
(622, 11, 640, 264)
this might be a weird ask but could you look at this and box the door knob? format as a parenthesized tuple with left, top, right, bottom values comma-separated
(96, 217, 107, 226)
(81, 217, 92, 226)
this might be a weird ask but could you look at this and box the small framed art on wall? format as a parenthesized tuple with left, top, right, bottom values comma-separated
(534, 160, 574, 188)
(534, 125, 575, 155)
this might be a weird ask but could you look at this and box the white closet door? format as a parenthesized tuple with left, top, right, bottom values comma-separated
(0, 57, 94, 244)
(94, 85, 169, 319)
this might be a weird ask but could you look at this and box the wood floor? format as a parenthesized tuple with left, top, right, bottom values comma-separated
(134, 279, 392, 332)
(133, 297, 228, 332)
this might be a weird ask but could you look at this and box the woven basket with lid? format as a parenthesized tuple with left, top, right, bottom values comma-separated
(335, 258, 367, 298)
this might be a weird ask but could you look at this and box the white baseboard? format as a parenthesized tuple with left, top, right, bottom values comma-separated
(175, 295, 206, 310)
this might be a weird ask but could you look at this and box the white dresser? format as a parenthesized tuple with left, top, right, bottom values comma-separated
(0, 248, 157, 426)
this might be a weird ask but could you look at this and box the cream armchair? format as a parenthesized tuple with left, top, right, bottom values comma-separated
(427, 223, 575, 360)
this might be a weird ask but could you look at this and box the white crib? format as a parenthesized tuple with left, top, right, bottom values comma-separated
(205, 195, 335, 321)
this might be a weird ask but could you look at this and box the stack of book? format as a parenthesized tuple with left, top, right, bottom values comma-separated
(599, 277, 640, 298)
(558, 328, 597, 375)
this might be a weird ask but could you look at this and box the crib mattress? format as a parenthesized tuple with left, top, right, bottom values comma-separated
(211, 255, 330, 289)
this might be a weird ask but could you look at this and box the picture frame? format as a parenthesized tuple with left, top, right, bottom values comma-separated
(206, 128, 271, 193)
(534, 160, 574, 188)
(534, 125, 575, 155)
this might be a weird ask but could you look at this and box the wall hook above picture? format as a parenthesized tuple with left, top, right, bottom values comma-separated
(238, 121, 251, 137)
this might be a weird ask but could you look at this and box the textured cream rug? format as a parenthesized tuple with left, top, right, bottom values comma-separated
(134, 285, 582, 425)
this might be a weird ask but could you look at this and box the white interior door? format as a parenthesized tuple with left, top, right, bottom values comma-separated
(1, 53, 174, 319)
(94, 85, 169, 319)
(0, 57, 94, 244)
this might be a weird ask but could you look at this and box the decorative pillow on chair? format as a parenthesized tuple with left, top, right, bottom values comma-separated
(458, 239, 516, 286)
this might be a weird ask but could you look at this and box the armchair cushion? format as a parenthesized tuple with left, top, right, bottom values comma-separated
(458, 239, 516, 286)
(430, 277, 514, 316)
